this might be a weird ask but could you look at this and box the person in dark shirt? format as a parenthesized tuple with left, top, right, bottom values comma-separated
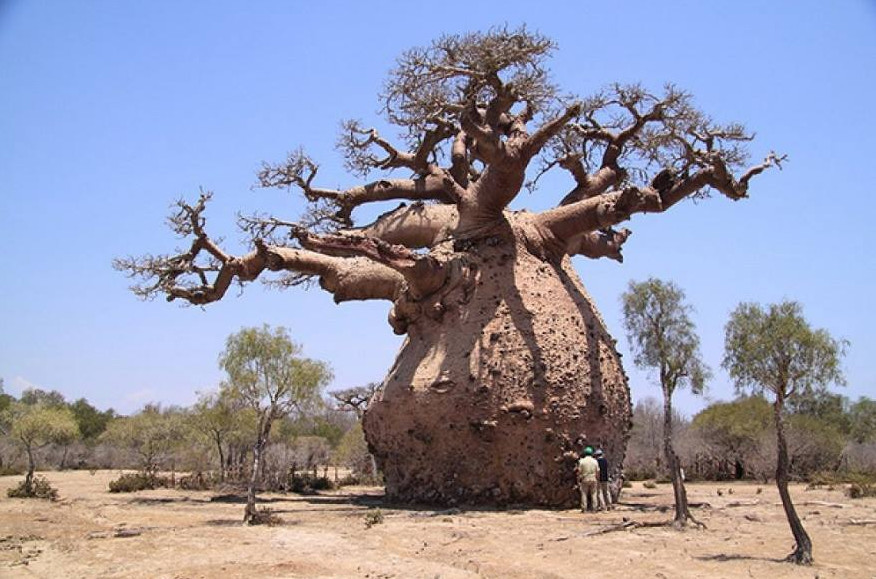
(594, 448, 613, 510)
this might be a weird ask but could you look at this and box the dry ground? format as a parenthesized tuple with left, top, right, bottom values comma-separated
(1, 471, 874, 578)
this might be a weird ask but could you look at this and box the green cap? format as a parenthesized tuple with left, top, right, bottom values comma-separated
(584, 446, 593, 455)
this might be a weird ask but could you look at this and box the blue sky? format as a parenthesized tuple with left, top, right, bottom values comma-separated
(1, 1, 874, 416)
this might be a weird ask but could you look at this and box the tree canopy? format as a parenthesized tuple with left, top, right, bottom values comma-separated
(622, 278, 709, 396)
(723, 301, 847, 402)
(115, 26, 782, 321)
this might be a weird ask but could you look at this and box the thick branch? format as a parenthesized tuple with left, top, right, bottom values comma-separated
(537, 152, 781, 254)
(536, 186, 662, 247)
(293, 229, 447, 299)
(567, 228, 632, 262)
(523, 102, 581, 160)
(347, 203, 459, 248)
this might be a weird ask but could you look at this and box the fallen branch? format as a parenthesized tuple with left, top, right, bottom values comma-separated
(725, 500, 760, 508)
(844, 519, 876, 526)
(799, 500, 849, 509)
(552, 518, 688, 541)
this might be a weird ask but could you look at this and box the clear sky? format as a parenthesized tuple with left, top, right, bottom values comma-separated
(1, 0, 874, 417)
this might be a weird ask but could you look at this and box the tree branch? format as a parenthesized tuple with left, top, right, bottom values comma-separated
(292, 229, 447, 300)
(567, 228, 632, 262)
(258, 151, 453, 225)
(346, 202, 459, 249)
(523, 102, 581, 160)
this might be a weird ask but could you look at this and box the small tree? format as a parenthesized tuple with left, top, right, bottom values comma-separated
(723, 300, 847, 565)
(220, 325, 332, 524)
(691, 396, 774, 480)
(191, 388, 249, 481)
(331, 382, 380, 478)
(849, 397, 876, 444)
(3, 402, 79, 495)
(101, 404, 186, 477)
(69, 398, 115, 442)
(622, 278, 709, 528)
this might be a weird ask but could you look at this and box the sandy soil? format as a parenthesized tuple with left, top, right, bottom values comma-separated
(1, 471, 874, 578)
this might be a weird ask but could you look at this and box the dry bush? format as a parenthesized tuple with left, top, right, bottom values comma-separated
(6, 475, 58, 500)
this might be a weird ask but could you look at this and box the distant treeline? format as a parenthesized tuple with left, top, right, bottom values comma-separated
(1, 381, 873, 484)
(626, 392, 876, 481)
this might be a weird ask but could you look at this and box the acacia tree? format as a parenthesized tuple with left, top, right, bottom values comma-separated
(3, 402, 79, 495)
(723, 300, 846, 565)
(219, 325, 331, 524)
(622, 278, 709, 527)
(116, 27, 780, 506)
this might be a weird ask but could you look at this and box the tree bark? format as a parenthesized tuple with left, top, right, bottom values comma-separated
(24, 445, 35, 495)
(214, 432, 226, 482)
(774, 398, 813, 564)
(363, 213, 632, 507)
(662, 388, 693, 527)
(244, 418, 272, 524)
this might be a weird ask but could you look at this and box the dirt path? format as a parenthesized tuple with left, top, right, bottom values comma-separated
(1, 471, 874, 578)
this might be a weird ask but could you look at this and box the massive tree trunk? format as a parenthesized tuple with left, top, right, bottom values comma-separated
(363, 214, 631, 507)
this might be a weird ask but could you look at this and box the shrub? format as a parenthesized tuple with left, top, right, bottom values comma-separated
(0, 466, 24, 476)
(108, 472, 170, 493)
(6, 475, 58, 500)
(248, 507, 283, 526)
(642, 481, 657, 489)
(847, 483, 876, 499)
(288, 473, 333, 494)
(363, 508, 384, 528)
(176, 472, 216, 491)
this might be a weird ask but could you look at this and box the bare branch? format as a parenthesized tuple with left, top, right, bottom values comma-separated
(259, 150, 453, 225)
(523, 102, 582, 159)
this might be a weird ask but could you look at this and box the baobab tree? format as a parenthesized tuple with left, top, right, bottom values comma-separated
(116, 27, 781, 507)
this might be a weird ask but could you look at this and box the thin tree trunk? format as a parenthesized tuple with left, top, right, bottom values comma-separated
(244, 435, 265, 524)
(663, 388, 692, 528)
(244, 415, 274, 524)
(214, 432, 226, 482)
(24, 445, 35, 495)
(774, 399, 813, 564)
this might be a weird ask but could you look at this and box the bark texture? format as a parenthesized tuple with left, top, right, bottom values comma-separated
(364, 213, 630, 506)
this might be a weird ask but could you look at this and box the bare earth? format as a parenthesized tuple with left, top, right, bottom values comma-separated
(1, 471, 874, 578)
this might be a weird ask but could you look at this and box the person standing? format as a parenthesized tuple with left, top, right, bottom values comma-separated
(594, 449, 613, 510)
(576, 446, 599, 512)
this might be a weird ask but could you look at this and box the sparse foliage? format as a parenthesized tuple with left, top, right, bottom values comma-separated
(220, 325, 332, 523)
(723, 300, 847, 565)
(622, 278, 708, 528)
(3, 402, 79, 496)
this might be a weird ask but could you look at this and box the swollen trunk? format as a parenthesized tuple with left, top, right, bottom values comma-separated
(364, 229, 632, 507)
